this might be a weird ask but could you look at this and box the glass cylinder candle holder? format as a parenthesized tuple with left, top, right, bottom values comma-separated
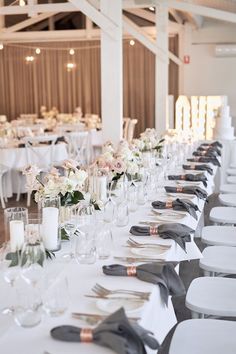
(41, 196, 61, 252)
(4, 207, 28, 251)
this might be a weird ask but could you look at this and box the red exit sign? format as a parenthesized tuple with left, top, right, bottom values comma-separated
(184, 55, 190, 64)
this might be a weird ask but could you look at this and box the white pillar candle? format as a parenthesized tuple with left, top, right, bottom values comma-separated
(9, 220, 25, 252)
(42, 207, 59, 251)
(97, 176, 107, 202)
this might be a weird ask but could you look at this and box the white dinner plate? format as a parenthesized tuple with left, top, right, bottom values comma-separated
(166, 193, 195, 200)
(131, 247, 168, 258)
(176, 181, 201, 186)
(96, 298, 145, 314)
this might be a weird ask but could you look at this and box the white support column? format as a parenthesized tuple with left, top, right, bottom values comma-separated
(179, 23, 192, 94)
(0, 0, 5, 30)
(100, 0, 123, 145)
(155, 4, 169, 137)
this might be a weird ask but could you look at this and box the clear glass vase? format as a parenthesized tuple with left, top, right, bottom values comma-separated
(4, 207, 28, 251)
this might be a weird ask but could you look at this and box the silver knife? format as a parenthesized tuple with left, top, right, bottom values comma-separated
(114, 256, 164, 263)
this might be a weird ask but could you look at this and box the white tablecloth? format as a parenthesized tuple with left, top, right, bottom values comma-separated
(0, 143, 68, 197)
(0, 161, 217, 354)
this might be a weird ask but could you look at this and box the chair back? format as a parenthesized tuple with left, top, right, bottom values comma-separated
(127, 119, 138, 142)
(23, 135, 57, 169)
(123, 117, 131, 140)
(65, 131, 91, 165)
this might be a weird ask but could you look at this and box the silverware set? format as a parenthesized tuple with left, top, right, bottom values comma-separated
(71, 312, 140, 324)
(114, 256, 163, 263)
(126, 238, 171, 250)
(91, 283, 150, 300)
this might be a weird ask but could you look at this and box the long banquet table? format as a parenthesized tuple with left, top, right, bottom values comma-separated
(0, 161, 217, 354)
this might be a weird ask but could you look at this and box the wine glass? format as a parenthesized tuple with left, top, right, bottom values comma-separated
(1, 242, 20, 315)
(61, 206, 78, 260)
(103, 179, 116, 223)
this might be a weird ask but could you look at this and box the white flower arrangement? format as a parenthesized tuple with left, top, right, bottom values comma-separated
(22, 159, 88, 206)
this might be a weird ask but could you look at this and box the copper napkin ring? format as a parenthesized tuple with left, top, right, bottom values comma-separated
(165, 200, 173, 208)
(150, 226, 158, 236)
(127, 265, 137, 276)
(180, 175, 185, 180)
(80, 328, 93, 342)
(190, 165, 195, 170)
(176, 187, 183, 192)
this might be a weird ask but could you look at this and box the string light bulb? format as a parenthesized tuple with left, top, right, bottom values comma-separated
(66, 62, 76, 71)
(69, 48, 75, 55)
(129, 40, 135, 46)
(149, 6, 155, 11)
(35, 48, 41, 54)
(0, 43, 3, 50)
(25, 56, 34, 62)
(19, 0, 26, 6)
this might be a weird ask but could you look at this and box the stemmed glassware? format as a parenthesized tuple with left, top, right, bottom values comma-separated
(103, 179, 117, 223)
(1, 242, 20, 315)
(61, 206, 78, 260)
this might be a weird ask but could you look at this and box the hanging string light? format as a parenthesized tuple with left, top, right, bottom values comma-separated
(19, 0, 26, 6)
(149, 6, 155, 11)
(0, 43, 3, 50)
(25, 56, 34, 62)
(69, 48, 75, 55)
(66, 63, 76, 71)
(129, 39, 135, 46)
(35, 48, 41, 54)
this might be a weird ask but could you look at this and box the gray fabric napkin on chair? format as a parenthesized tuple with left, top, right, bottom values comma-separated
(201, 141, 223, 148)
(182, 164, 213, 175)
(129, 223, 193, 251)
(197, 146, 221, 156)
(103, 263, 185, 306)
(187, 156, 221, 167)
(168, 173, 208, 187)
(51, 307, 159, 354)
(164, 185, 208, 200)
(152, 198, 199, 220)
(193, 150, 218, 158)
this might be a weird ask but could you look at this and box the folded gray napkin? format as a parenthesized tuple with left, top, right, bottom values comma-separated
(201, 141, 223, 148)
(51, 307, 159, 354)
(187, 156, 221, 167)
(193, 150, 218, 158)
(103, 263, 186, 306)
(168, 173, 207, 187)
(164, 185, 208, 200)
(182, 164, 213, 175)
(197, 146, 221, 156)
(129, 223, 193, 251)
(152, 198, 199, 220)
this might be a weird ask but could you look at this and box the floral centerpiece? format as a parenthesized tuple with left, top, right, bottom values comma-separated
(133, 128, 165, 153)
(23, 159, 88, 207)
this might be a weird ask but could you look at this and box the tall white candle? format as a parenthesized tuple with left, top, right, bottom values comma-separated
(97, 176, 107, 202)
(42, 207, 59, 251)
(9, 220, 25, 252)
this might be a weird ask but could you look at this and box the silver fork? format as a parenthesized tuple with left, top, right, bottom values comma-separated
(92, 283, 150, 300)
(127, 238, 171, 249)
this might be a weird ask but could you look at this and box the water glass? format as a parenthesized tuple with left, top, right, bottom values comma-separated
(127, 183, 138, 212)
(116, 201, 129, 227)
(96, 228, 113, 260)
(75, 231, 96, 264)
(14, 284, 42, 328)
(137, 182, 147, 205)
(43, 275, 69, 317)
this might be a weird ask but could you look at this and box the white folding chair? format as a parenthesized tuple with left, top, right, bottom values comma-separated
(16, 135, 57, 206)
(209, 206, 236, 225)
(219, 193, 236, 206)
(200, 246, 236, 276)
(201, 225, 236, 246)
(0, 164, 9, 208)
(127, 119, 138, 142)
(65, 131, 90, 165)
(226, 168, 236, 176)
(186, 277, 236, 318)
(169, 319, 236, 354)
(227, 176, 236, 184)
(220, 184, 236, 193)
(123, 117, 130, 140)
